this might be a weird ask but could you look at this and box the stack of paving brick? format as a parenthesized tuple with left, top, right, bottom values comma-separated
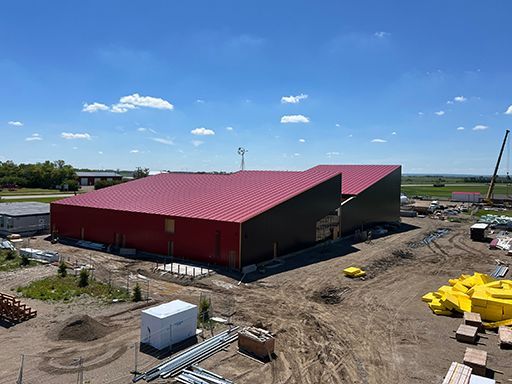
(343, 267, 366, 278)
(422, 272, 512, 321)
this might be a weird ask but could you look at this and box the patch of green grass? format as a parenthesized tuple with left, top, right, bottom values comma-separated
(0, 196, 66, 203)
(16, 275, 130, 302)
(474, 209, 512, 217)
(401, 184, 511, 199)
(0, 250, 38, 272)
(0, 188, 62, 196)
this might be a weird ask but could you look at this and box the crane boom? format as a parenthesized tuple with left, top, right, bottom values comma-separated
(486, 129, 510, 202)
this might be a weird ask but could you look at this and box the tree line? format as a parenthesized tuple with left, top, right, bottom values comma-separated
(0, 160, 78, 190)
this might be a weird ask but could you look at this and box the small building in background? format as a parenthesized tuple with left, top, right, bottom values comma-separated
(451, 191, 482, 203)
(140, 300, 198, 350)
(76, 171, 122, 187)
(0, 202, 50, 237)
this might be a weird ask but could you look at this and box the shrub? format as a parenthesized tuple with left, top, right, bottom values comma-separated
(132, 283, 142, 302)
(58, 262, 67, 277)
(5, 250, 17, 260)
(78, 269, 89, 287)
(198, 296, 211, 323)
(20, 254, 30, 266)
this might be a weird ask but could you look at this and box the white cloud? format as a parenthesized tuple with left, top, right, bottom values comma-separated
(446, 100, 454, 105)
(473, 124, 489, 131)
(25, 133, 42, 141)
(72, 146, 78, 150)
(191, 127, 215, 136)
(391, 131, 397, 135)
(418, 112, 424, 116)
(130, 149, 140, 153)
(293, 153, 300, 157)
(82, 102, 109, 113)
(435, 110, 445, 116)
(280, 114, 310, 124)
(299, 138, 306, 143)
(98, 151, 103, 154)
(137, 127, 156, 133)
(348, 134, 353, 138)
(335, 123, 341, 127)
(505, 105, 512, 115)
(226, 126, 234, 131)
(192, 140, 204, 147)
(371, 138, 387, 143)
(457, 126, 465, 131)
(326, 151, 340, 157)
(111, 103, 137, 113)
(152, 137, 174, 145)
(119, 93, 174, 110)
(374, 31, 390, 38)
(61, 132, 91, 140)
(454, 96, 467, 103)
(281, 93, 308, 104)
(196, 99, 205, 104)
(8, 121, 23, 127)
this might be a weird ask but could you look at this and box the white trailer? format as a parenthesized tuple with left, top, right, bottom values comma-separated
(140, 300, 198, 350)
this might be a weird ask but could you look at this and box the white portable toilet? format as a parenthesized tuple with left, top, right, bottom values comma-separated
(140, 300, 198, 350)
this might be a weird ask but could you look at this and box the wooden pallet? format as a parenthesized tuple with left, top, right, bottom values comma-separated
(0, 292, 37, 323)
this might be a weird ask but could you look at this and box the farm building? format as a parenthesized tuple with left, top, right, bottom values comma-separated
(0, 202, 50, 237)
(51, 165, 401, 269)
(76, 171, 122, 186)
(307, 165, 401, 234)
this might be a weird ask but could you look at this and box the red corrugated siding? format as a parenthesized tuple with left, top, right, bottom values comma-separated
(51, 204, 241, 268)
(307, 165, 401, 195)
(53, 168, 342, 223)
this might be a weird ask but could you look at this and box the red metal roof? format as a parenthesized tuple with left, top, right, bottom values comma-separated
(53, 168, 342, 223)
(306, 164, 401, 195)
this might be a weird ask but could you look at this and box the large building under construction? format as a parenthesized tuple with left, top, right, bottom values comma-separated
(50, 165, 401, 269)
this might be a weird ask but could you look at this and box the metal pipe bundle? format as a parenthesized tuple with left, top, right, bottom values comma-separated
(176, 366, 234, 384)
(133, 327, 239, 382)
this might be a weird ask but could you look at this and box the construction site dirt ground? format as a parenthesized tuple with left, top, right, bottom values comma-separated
(1, 217, 511, 383)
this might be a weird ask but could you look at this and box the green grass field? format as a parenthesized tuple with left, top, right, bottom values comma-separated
(0, 196, 66, 204)
(401, 184, 511, 199)
(17, 275, 130, 302)
(0, 188, 62, 196)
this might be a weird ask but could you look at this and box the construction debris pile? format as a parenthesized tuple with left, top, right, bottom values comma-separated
(422, 272, 512, 322)
(478, 214, 512, 227)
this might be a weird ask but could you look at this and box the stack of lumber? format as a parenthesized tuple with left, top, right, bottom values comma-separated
(422, 272, 512, 321)
(343, 267, 366, 278)
(0, 292, 37, 323)
(238, 327, 275, 360)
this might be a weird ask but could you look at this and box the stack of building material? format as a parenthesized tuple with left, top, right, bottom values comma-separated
(0, 292, 37, 323)
(456, 324, 478, 344)
(422, 272, 512, 321)
(343, 267, 366, 278)
(0, 240, 15, 250)
(19, 248, 59, 263)
(469, 375, 495, 384)
(238, 327, 275, 360)
(442, 362, 472, 384)
(176, 366, 233, 384)
(464, 312, 483, 332)
(463, 348, 487, 377)
(498, 326, 512, 348)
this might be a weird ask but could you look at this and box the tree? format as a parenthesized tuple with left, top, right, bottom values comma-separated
(133, 167, 150, 179)
(58, 261, 67, 277)
(132, 283, 142, 302)
(78, 269, 89, 287)
(94, 179, 122, 190)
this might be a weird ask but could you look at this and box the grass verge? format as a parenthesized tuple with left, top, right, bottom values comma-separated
(16, 275, 130, 302)
(401, 184, 510, 199)
(474, 209, 512, 217)
(0, 196, 66, 203)
(0, 250, 38, 272)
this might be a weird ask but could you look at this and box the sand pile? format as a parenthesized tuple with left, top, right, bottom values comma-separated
(48, 315, 110, 342)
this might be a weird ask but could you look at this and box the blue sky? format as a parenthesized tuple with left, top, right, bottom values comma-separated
(1, 1, 511, 174)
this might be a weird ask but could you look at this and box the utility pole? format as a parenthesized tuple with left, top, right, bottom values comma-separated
(16, 354, 24, 384)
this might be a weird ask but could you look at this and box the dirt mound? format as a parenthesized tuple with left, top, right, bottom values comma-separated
(311, 286, 350, 305)
(363, 249, 414, 279)
(48, 315, 110, 342)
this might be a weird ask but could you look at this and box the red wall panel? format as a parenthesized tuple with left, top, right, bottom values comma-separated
(51, 204, 240, 269)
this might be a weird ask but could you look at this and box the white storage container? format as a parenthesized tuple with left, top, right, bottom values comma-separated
(140, 300, 198, 350)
